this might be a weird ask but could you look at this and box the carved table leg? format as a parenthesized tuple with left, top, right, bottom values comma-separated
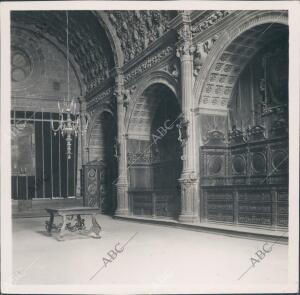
(58, 214, 68, 241)
(90, 214, 101, 238)
(45, 212, 54, 236)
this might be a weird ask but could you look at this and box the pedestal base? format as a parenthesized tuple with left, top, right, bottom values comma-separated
(115, 208, 130, 217)
(178, 214, 200, 224)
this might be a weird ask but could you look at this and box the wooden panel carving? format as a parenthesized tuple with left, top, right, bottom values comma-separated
(206, 191, 234, 223)
(83, 161, 106, 210)
(238, 191, 272, 226)
(277, 191, 288, 227)
(131, 192, 153, 216)
(201, 135, 288, 228)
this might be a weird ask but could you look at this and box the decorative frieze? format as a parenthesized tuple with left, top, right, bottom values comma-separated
(191, 10, 232, 36)
(123, 46, 174, 84)
(93, 86, 114, 103)
(108, 11, 175, 63)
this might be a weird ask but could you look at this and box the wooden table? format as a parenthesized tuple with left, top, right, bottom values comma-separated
(45, 207, 102, 240)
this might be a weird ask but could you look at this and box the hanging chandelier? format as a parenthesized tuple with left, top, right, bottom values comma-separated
(51, 11, 80, 160)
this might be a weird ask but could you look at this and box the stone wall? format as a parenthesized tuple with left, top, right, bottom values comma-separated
(11, 27, 81, 112)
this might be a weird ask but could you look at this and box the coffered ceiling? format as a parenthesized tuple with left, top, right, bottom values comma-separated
(128, 84, 178, 137)
(200, 23, 288, 109)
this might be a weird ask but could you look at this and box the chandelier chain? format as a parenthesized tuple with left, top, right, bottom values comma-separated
(51, 10, 83, 160)
(66, 10, 70, 103)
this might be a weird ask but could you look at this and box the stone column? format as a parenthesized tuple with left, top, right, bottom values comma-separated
(176, 12, 200, 223)
(114, 73, 130, 216)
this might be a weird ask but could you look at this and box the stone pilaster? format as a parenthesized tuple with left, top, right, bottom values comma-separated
(78, 96, 88, 165)
(176, 12, 200, 223)
(77, 96, 88, 197)
(114, 72, 130, 216)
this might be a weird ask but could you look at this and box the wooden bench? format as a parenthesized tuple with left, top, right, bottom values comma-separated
(45, 207, 102, 240)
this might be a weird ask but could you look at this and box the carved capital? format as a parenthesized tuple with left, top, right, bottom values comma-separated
(176, 42, 195, 59)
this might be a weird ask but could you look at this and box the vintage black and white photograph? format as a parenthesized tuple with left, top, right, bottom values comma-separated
(1, 1, 299, 294)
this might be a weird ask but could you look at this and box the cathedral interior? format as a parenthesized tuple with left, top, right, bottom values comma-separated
(9, 9, 289, 288)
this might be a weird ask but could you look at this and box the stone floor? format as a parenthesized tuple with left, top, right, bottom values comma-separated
(12, 215, 289, 293)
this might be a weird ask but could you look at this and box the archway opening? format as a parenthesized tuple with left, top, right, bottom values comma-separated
(127, 83, 182, 218)
(199, 22, 289, 229)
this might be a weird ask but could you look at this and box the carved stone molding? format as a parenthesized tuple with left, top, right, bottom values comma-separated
(94, 87, 114, 103)
(180, 177, 197, 191)
(123, 46, 174, 85)
(107, 11, 176, 63)
(193, 34, 219, 76)
(191, 10, 232, 36)
(229, 11, 287, 42)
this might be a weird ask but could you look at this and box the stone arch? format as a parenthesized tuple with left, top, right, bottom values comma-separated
(194, 10, 288, 110)
(86, 107, 115, 151)
(11, 25, 84, 97)
(126, 76, 182, 219)
(93, 11, 124, 67)
(125, 71, 180, 136)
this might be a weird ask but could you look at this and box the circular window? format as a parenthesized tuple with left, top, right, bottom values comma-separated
(252, 153, 266, 173)
(232, 155, 246, 174)
(272, 151, 288, 171)
(208, 156, 222, 175)
(11, 49, 32, 82)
